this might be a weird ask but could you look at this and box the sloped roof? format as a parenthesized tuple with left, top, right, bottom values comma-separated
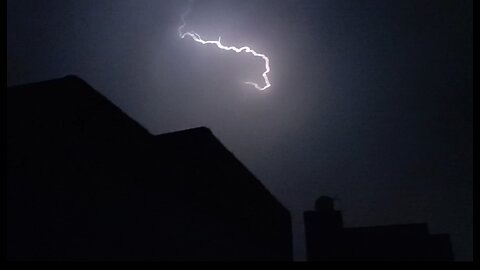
(7, 75, 292, 260)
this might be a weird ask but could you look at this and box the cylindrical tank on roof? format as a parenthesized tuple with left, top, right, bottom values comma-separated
(315, 196, 335, 212)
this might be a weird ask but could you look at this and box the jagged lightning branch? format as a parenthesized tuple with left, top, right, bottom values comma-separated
(178, 2, 271, 91)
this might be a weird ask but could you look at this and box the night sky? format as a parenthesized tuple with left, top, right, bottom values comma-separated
(7, 0, 473, 261)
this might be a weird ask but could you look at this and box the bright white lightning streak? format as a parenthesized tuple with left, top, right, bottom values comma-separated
(178, 5, 271, 91)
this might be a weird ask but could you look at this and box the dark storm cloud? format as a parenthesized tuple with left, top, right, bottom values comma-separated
(7, 0, 472, 260)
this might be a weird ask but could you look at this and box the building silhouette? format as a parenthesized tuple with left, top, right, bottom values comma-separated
(304, 196, 454, 261)
(7, 76, 293, 261)
(7, 75, 457, 261)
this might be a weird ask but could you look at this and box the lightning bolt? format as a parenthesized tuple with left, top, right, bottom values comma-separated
(178, 2, 271, 91)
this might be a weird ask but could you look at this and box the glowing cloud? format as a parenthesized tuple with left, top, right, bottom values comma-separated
(178, 2, 271, 91)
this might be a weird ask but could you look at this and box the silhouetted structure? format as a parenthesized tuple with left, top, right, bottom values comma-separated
(7, 76, 292, 261)
(304, 196, 454, 261)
